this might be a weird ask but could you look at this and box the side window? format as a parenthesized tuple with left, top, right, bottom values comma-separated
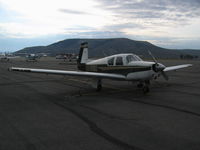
(108, 57, 114, 65)
(115, 57, 123, 66)
(126, 55, 134, 63)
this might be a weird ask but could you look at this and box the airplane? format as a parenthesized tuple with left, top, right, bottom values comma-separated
(56, 53, 78, 62)
(0, 53, 19, 61)
(0, 53, 9, 61)
(9, 42, 192, 93)
(26, 54, 39, 62)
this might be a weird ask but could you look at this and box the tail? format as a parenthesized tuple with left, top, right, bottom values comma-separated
(77, 42, 88, 71)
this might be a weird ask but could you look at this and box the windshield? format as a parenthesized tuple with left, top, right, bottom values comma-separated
(126, 55, 142, 63)
(134, 55, 142, 61)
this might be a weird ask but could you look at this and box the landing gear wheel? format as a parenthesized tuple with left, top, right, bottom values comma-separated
(96, 84, 102, 92)
(143, 86, 149, 94)
(96, 79, 102, 92)
(137, 83, 144, 88)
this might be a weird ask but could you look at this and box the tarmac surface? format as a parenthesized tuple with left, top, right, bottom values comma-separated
(0, 57, 200, 150)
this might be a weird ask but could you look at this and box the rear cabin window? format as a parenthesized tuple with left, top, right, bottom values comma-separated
(108, 57, 114, 65)
(116, 57, 123, 66)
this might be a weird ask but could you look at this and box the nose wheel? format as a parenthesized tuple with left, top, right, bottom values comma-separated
(142, 85, 149, 94)
(137, 80, 150, 94)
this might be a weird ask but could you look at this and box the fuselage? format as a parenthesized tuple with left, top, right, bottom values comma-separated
(0, 54, 9, 61)
(26, 54, 38, 61)
(80, 53, 160, 81)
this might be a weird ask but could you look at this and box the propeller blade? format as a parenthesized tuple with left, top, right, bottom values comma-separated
(148, 50, 157, 63)
(161, 71, 169, 80)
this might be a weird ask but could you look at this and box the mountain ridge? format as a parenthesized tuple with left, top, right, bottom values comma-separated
(15, 38, 200, 58)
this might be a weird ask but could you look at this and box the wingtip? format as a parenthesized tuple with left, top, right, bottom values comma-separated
(8, 67, 13, 71)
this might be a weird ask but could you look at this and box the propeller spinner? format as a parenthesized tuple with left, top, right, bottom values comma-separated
(148, 50, 168, 80)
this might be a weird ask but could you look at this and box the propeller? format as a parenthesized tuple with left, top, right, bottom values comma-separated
(148, 50, 169, 80)
(161, 71, 169, 80)
(148, 50, 157, 63)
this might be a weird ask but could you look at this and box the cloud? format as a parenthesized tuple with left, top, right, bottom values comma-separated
(58, 29, 126, 39)
(103, 23, 145, 31)
(0, 0, 200, 51)
(0, 0, 112, 38)
(58, 9, 91, 15)
(96, 0, 200, 25)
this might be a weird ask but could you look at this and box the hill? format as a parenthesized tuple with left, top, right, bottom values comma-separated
(15, 38, 200, 59)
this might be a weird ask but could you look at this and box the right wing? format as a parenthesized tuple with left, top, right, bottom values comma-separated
(164, 64, 192, 72)
(9, 67, 126, 80)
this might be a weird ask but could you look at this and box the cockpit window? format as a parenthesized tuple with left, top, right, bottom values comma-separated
(108, 57, 114, 65)
(126, 55, 134, 63)
(116, 57, 123, 65)
(134, 55, 142, 61)
(126, 55, 141, 63)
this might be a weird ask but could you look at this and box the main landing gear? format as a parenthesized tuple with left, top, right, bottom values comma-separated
(93, 79, 102, 92)
(96, 79, 102, 91)
(137, 80, 150, 94)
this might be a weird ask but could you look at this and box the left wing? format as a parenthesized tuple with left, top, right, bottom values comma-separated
(164, 64, 192, 72)
(9, 67, 126, 80)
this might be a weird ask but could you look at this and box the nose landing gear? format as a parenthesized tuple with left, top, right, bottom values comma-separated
(142, 85, 149, 94)
(137, 80, 150, 94)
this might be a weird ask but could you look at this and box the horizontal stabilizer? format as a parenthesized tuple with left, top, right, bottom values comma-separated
(164, 64, 192, 72)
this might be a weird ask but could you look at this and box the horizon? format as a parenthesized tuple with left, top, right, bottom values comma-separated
(0, 0, 200, 52)
(1, 37, 200, 53)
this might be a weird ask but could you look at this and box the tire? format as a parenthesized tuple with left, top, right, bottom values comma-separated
(137, 83, 144, 88)
(96, 80, 102, 92)
(143, 86, 149, 94)
(96, 84, 102, 92)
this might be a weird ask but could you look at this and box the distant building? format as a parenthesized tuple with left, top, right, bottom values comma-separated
(56, 53, 78, 61)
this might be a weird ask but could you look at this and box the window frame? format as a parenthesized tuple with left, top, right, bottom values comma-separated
(115, 56, 123, 66)
(107, 57, 115, 66)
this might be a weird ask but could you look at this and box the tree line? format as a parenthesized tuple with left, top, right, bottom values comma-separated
(180, 54, 199, 59)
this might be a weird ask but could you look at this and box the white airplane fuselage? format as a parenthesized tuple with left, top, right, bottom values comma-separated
(79, 53, 163, 81)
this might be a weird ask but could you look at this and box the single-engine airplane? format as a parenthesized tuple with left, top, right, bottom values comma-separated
(26, 54, 39, 62)
(0, 53, 19, 61)
(0, 53, 10, 61)
(9, 42, 192, 93)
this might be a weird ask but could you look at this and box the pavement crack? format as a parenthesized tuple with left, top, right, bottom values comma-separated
(120, 97, 200, 118)
(0, 112, 37, 150)
(12, 83, 142, 150)
(69, 102, 137, 120)
(51, 100, 142, 150)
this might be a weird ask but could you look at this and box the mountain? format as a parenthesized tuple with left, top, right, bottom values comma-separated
(15, 38, 200, 59)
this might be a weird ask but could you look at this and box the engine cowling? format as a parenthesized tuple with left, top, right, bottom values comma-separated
(152, 63, 166, 72)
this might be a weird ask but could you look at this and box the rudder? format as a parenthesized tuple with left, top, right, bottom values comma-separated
(77, 42, 88, 71)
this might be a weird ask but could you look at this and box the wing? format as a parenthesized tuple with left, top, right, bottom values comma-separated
(9, 67, 126, 80)
(164, 64, 192, 72)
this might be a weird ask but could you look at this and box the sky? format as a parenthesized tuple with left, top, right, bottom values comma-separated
(0, 0, 200, 52)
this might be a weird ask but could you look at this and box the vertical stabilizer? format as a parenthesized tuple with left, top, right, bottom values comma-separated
(77, 42, 88, 71)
